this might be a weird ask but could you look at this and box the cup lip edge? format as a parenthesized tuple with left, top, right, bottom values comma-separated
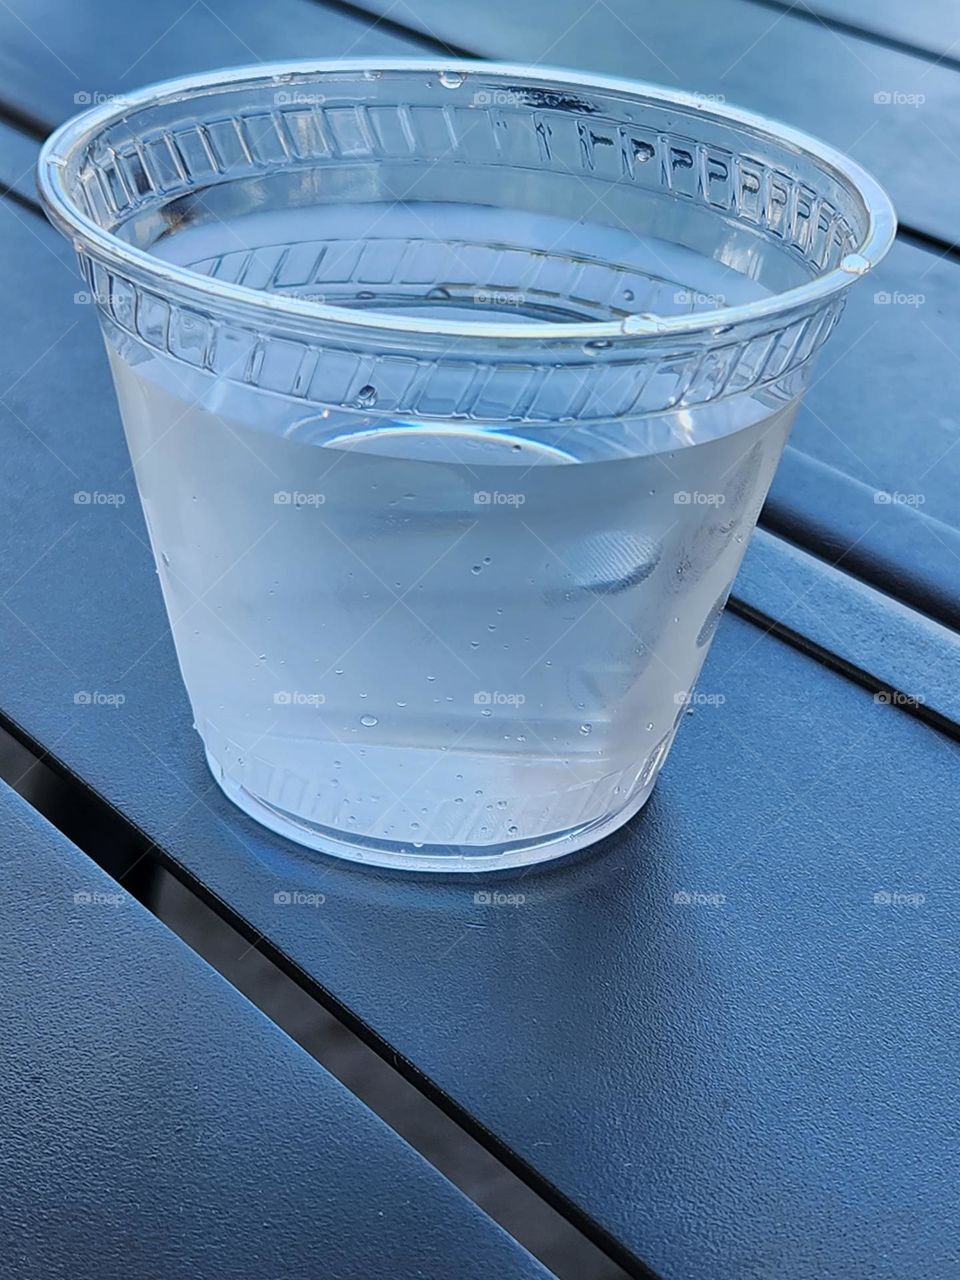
(36, 57, 898, 346)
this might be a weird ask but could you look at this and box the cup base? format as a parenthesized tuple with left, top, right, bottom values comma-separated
(205, 746, 656, 873)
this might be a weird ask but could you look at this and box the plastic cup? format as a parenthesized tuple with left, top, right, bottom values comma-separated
(38, 60, 895, 872)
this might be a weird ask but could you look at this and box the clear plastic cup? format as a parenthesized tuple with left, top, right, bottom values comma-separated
(38, 60, 895, 872)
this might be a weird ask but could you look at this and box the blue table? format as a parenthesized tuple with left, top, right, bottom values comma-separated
(0, 2, 957, 1277)
(0, 780, 550, 1279)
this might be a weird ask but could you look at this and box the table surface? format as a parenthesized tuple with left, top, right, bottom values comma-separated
(1, 2, 958, 1278)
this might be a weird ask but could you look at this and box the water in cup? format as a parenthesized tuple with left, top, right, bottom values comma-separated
(107, 201, 798, 868)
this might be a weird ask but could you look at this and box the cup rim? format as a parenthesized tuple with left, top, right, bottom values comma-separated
(37, 57, 898, 345)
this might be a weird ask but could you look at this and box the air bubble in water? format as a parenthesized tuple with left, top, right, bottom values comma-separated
(360, 714, 378, 727)
(356, 384, 378, 409)
(439, 70, 465, 88)
(579, 723, 592, 735)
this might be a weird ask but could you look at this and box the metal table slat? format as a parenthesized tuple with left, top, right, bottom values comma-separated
(0, 778, 550, 1280)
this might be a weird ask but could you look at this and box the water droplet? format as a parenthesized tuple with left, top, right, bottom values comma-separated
(583, 339, 612, 354)
(356, 384, 378, 409)
(470, 640, 480, 649)
(646, 721, 654, 731)
(481, 708, 492, 717)
(439, 69, 465, 88)
(622, 313, 662, 335)
(160, 551, 171, 567)
(579, 723, 592, 735)
(426, 674, 436, 682)
(334, 668, 344, 675)
(360, 714, 378, 727)
(632, 139, 655, 163)
(454, 797, 463, 804)
(471, 564, 482, 574)
(483, 556, 492, 564)
(427, 286, 452, 302)
(396, 700, 407, 708)
(507, 824, 519, 836)
(511, 443, 522, 453)
(623, 288, 635, 302)
(841, 252, 871, 275)
(496, 800, 507, 809)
